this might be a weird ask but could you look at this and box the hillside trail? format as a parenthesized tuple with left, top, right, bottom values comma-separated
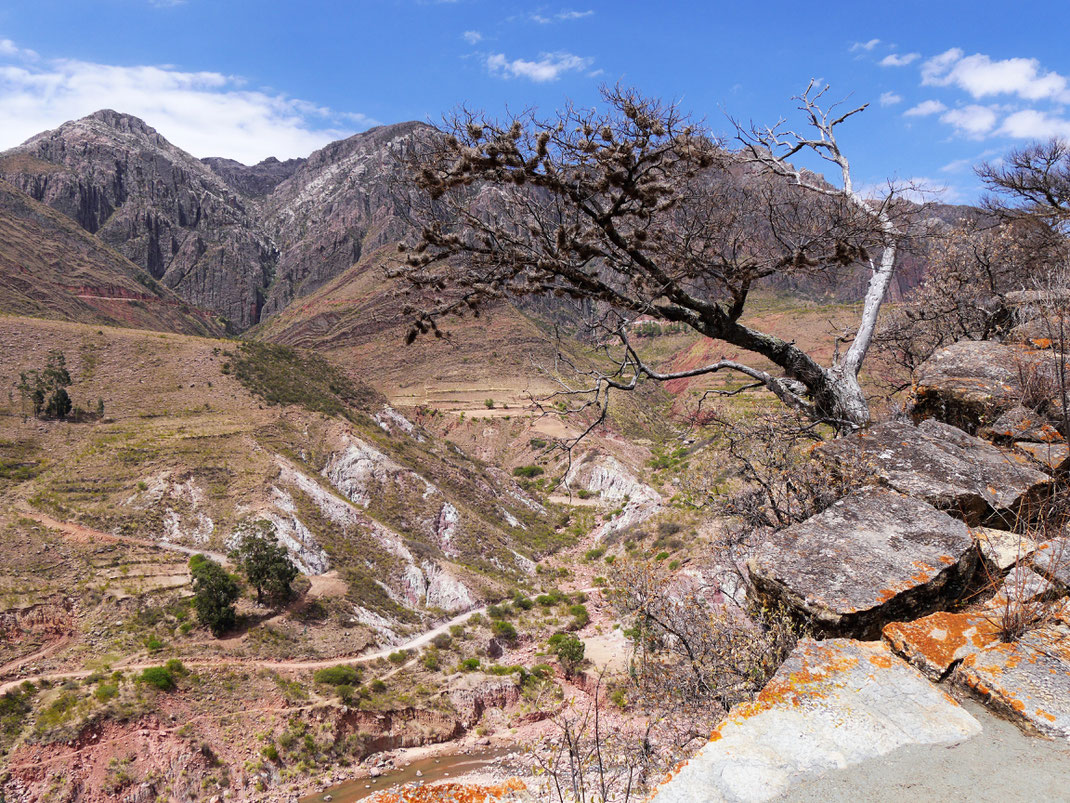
(0, 581, 603, 696)
(2, 511, 603, 694)
(20, 509, 231, 565)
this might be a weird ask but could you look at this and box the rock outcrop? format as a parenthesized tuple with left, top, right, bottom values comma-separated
(260, 121, 431, 317)
(749, 488, 979, 638)
(823, 419, 1051, 526)
(652, 639, 981, 803)
(0, 111, 276, 329)
(911, 340, 1048, 433)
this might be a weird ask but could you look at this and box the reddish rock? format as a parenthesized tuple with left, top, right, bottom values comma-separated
(884, 610, 1002, 681)
(981, 405, 1064, 444)
(1016, 440, 1070, 473)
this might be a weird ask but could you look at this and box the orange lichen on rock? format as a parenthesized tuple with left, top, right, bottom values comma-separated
(883, 610, 1001, 679)
(367, 778, 527, 803)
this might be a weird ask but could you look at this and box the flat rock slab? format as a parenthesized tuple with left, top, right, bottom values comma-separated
(652, 639, 981, 803)
(749, 488, 978, 639)
(911, 340, 1043, 433)
(884, 610, 1003, 681)
(955, 623, 1070, 739)
(973, 526, 1038, 571)
(1031, 538, 1070, 590)
(884, 568, 1061, 681)
(981, 405, 1063, 444)
(823, 419, 1051, 526)
(1016, 440, 1070, 473)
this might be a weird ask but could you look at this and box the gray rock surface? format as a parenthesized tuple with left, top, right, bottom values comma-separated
(652, 639, 981, 803)
(823, 419, 1051, 526)
(749, 488, 978, 638)
(911, 340, 1039, 432)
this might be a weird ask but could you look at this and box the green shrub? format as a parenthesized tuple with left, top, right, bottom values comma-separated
(164, 659, 187, 676)
(189, 555, 239, 636)
(484, 399, 495, 409)
(567, 604, 590, 630)
(512, 592, 534, 611)
(655, 551, 670, 561)
(459, 658, 480, 672)
(548, 633, 585, 677)
(529, 438, 547, 449)
(528, 663, 554, 679)
(388, 650, 409, 665)
(491, 620, 518, 643)
(668, 560, 680, 571)
(604, 554, 616, 565)
(487, 604, 512, 620)
(313, 665, 360, 686)
(584, 547, 605, 562)
(369, 679, 387, 693)
(144, 635, 165, 653)
(448, 624, 465, 638)
(422, 650, 440, 671)
(262, 743, 280, 762)
(138, 666, 174, 691)
(512, 465, 544, 478)
(94, 684, 118, 702)
(431, 633, 453, 650)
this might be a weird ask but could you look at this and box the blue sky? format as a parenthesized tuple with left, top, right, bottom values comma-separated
(1, 0, 1068, 202)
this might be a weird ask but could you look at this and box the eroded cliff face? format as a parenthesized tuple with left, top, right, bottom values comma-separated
(259, 121, 431, 318)
(0, 110, 277, 329)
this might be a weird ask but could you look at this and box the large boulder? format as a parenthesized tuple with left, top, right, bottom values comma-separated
(911, 340, 1040, 432)
(748, 488, 979, 639)
(954, 622, 1070, 739)
(651, 639, 981, 803)
(823, 419, 1051, 526)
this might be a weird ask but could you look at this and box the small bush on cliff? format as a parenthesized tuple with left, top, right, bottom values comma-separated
(138, 666, 175, 691)
(491, 620, 518, 643)
(313, 665, 360, 686)
(548, 633, 585, 677)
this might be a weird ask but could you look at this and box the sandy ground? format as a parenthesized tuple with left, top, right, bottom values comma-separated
(778, 698, 1070, 802)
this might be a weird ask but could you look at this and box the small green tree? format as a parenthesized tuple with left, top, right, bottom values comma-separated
(189, 555, 240, 636)
(234, 522, 298, 605)
(548, 633, 585, 678)
(17, 350, 73, 420)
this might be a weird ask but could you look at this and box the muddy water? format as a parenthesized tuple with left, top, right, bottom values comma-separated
(299, 748, 513, 803)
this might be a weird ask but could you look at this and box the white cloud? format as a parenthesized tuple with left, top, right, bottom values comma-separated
(998, 109, 1070, 140)
(880, 52, 919, 67)
(0, 38, 37, 60)
(532, 9, 593, 23)
(556, 10, 594, 20)
(486, 51, 592, 82)
(940, 149, 999, 173)
(879, 91, 902, 106)
(0, 54, 376, 163)
(462, 30, 482, 44)
(940, 105, 998, 138)
(921, 48, 1070, 102)
(850, 39, 880, 52)
(903, 99, 947, 117)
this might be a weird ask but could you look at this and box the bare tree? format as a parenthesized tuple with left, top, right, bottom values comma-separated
(395, 83, 908, 431)
(978, 138, 1070, 233)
